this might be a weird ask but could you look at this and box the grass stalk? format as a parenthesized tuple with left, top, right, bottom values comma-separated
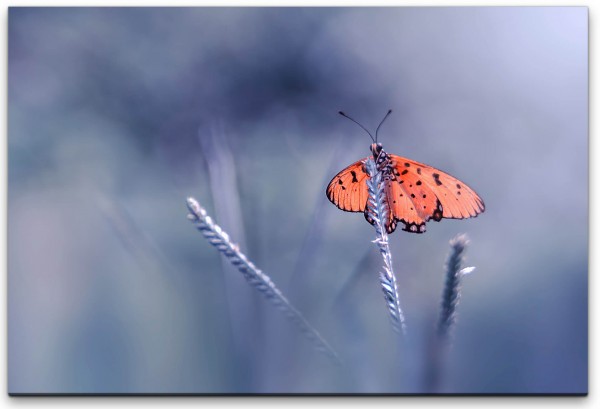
(425, 233, 474, 392)
(186, 197, 340, 364)
(438, 234, 473, 341)
(365, 159, 407, 336)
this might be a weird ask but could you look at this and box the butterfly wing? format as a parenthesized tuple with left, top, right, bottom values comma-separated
(326, 158, 370, 212)
(388, 154, 485, 233)
(384, 176, 434, 233)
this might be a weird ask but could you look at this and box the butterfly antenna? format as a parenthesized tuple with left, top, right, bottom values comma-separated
(339, 111, 375, 143)
(375, 109, 392, 143)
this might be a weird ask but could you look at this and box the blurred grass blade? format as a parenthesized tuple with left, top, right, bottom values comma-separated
(198, 122, 257, 387)
(289, 131, 350, 291)
(186, 197, 340, 364)
(438, 234, 470, 340)
(425, 233, 473, 392)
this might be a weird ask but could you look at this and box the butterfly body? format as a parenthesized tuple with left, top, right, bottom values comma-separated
(371, 143, 396, 181)
(326, 142, 485, 234)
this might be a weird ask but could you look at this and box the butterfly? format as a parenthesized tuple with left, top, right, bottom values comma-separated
(326, 110, 485, 234)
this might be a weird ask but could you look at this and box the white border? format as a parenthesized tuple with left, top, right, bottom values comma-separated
(1, 1, 594, 408)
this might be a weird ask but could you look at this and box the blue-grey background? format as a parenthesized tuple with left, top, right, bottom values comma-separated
(8, 7, 588, 394)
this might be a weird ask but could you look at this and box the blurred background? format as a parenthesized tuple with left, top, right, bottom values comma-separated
(8, 7, 587, 394)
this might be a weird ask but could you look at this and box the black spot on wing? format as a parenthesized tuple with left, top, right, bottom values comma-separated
(433, 173, 442, 186)
(386, 219, 398, 234)
(350, 170, 358, 183)
(431, 200, 444, 222)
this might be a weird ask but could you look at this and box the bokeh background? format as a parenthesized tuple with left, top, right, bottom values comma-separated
(8, 7, 587, 394)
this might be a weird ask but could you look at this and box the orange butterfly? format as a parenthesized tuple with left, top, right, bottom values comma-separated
(326, 110, 485, 234)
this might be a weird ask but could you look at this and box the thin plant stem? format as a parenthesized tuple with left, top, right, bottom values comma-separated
(365, 159, 407, 335)
(438, 234, 472, 341)
(198, 122, 257, 388)
(186, 197, 340, 364)
(425, 233, 474, 392)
